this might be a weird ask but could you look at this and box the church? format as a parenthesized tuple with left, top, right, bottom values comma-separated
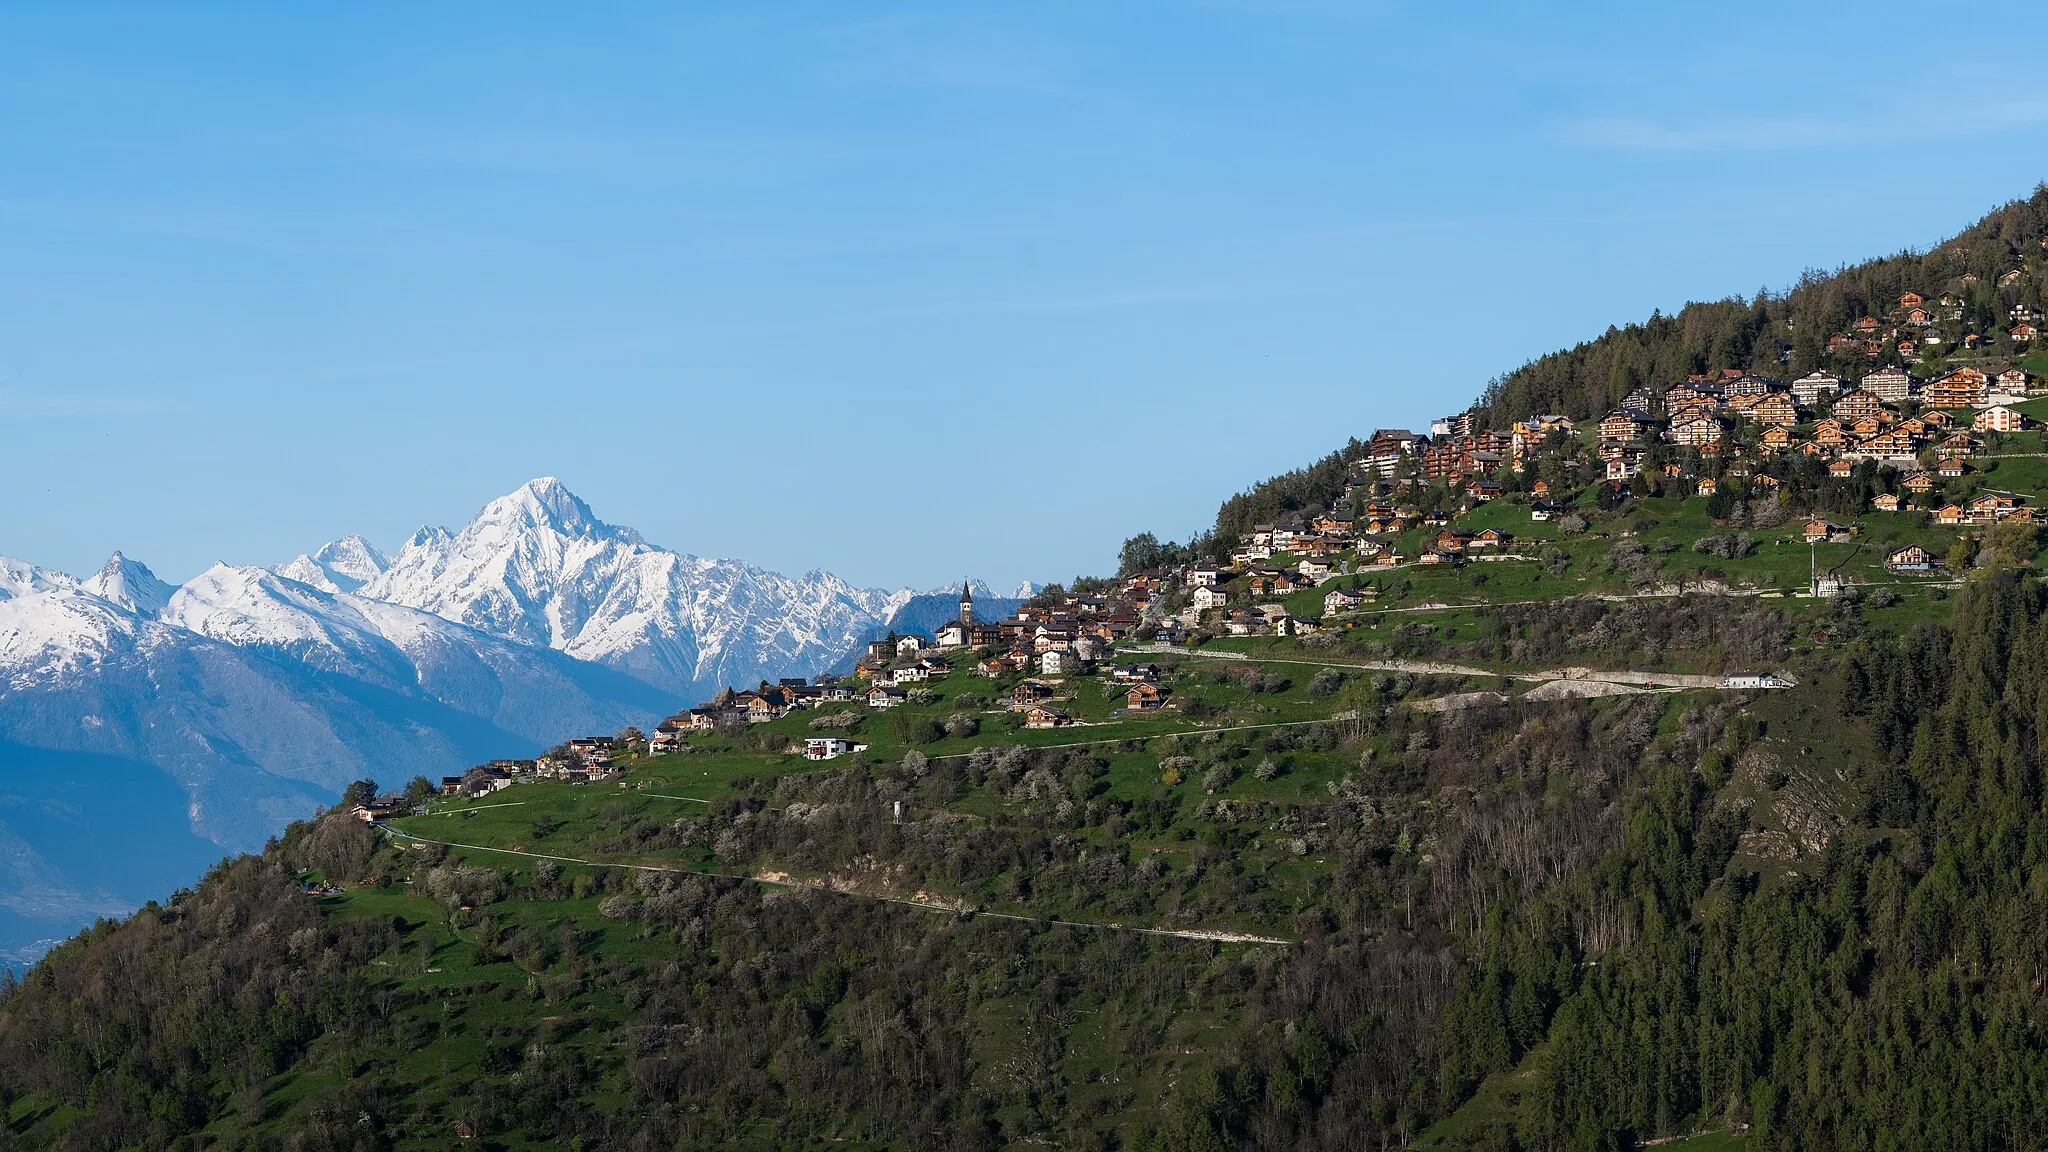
(934, 582, 1003, 648)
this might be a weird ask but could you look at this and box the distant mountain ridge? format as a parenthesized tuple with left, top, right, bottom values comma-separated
(0, 478, 1027, 961)
(347, 477, 919, 698)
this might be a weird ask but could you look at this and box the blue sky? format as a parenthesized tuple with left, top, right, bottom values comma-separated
(3, 2, 2046, 590)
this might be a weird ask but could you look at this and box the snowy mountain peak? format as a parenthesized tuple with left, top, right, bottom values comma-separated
(347, 479, 912, 696)
(80, 552, 176, 617)
(475, 477, 636, 545)
(276, 533, 390, 593)
(0, 556, 78, 601)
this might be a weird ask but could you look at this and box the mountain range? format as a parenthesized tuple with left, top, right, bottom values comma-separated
(0, 478, 1026, 963)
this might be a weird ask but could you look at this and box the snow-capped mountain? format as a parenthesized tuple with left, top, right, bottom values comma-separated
(274, 534, 389, 594)
(351, 478, 917, 698)
(0, 552, 671, 961)
(79, 552, 176, 617)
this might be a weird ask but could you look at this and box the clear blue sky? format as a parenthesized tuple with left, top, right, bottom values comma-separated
(4, 2, 2045, 591)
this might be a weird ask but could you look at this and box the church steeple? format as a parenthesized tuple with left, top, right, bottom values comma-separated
(959, 579, 974, 625)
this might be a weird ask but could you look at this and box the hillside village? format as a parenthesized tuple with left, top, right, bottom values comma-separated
(384, 342, 2048, 807)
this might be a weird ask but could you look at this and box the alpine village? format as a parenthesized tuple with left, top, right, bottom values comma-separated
(13, 196, 2048, 1152)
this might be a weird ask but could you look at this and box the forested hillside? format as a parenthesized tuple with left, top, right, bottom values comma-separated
(1191, 186, 2048, 554)
(1479, 186, 2048, 424)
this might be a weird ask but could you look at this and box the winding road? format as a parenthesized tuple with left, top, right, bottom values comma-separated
(378, 825, 1292, 947)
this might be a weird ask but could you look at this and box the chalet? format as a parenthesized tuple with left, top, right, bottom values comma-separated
(1906, 307, 1933, 325)
(1697, 477, 1718, 497)
(1324, 588, 1368, 615)
(1832, 389, 1884, 421)
(1752, 473, 1781, 489)
(805, 738, 864, 760)
(1803, 518, 1850, 543)
(1011, 680, 1056, 705)
(1190, 585, 1229, 612)
(1669, 397, 1718, 425)
(1599, 408, 1657, 443)
(1924, 368, 1989, 409)
(1855, 316, 1881, 334)
(1245, 570, 1297, 597)
(1671, 415, 1725, 449)
(1362, 429, 1422, 477)
(1023, 706, 1071, 729)
(1433, 528, 1475, 553)
(745, 696, 785, 723)
(976, 653, 1023, 677)
(1903, 472, 1937, 494)
(1111, 663, 1160, 682)
(1040, 650, 1079, 675)
(1126, 682, 1169, 710)
(1416, 548, 1463, 566)
(867, 686, 906, 709)
(1530, 479, 1552, 498)
(1997, 368, 2034, 394)
(1604, 446, 1647, 480)
(1298, 558, 1335, 583)
(1937, 458, 1966, 479)
(1900, 291, 1926, 309)
(1851, 415, 1884, 437)
(1224, 609, 1264, 636)
(1884, 545, 1932, 573)
(1872, 493, 1902, 512)
(1726, 374, 1779, 397)
(1752, 393, 1800, 427)
(1860, 430, 1920, 461)
(1530, 501, 1560, 522)
(2011, 323, 2038, 344)
(1976, 404, 2024, 433)
(1921, 409, 1954, 429)
(891, 663, 930, 683)
(1968, 492, 2025, 524)
(1761, 426, 1793, 450)
(1273, 615, 1323, 637)
(1470, 528, 1514, 550)
(2002, 269, 2026, 287)
(1663, 382, 1720, 410)
(1828, 459, 1856, 479)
